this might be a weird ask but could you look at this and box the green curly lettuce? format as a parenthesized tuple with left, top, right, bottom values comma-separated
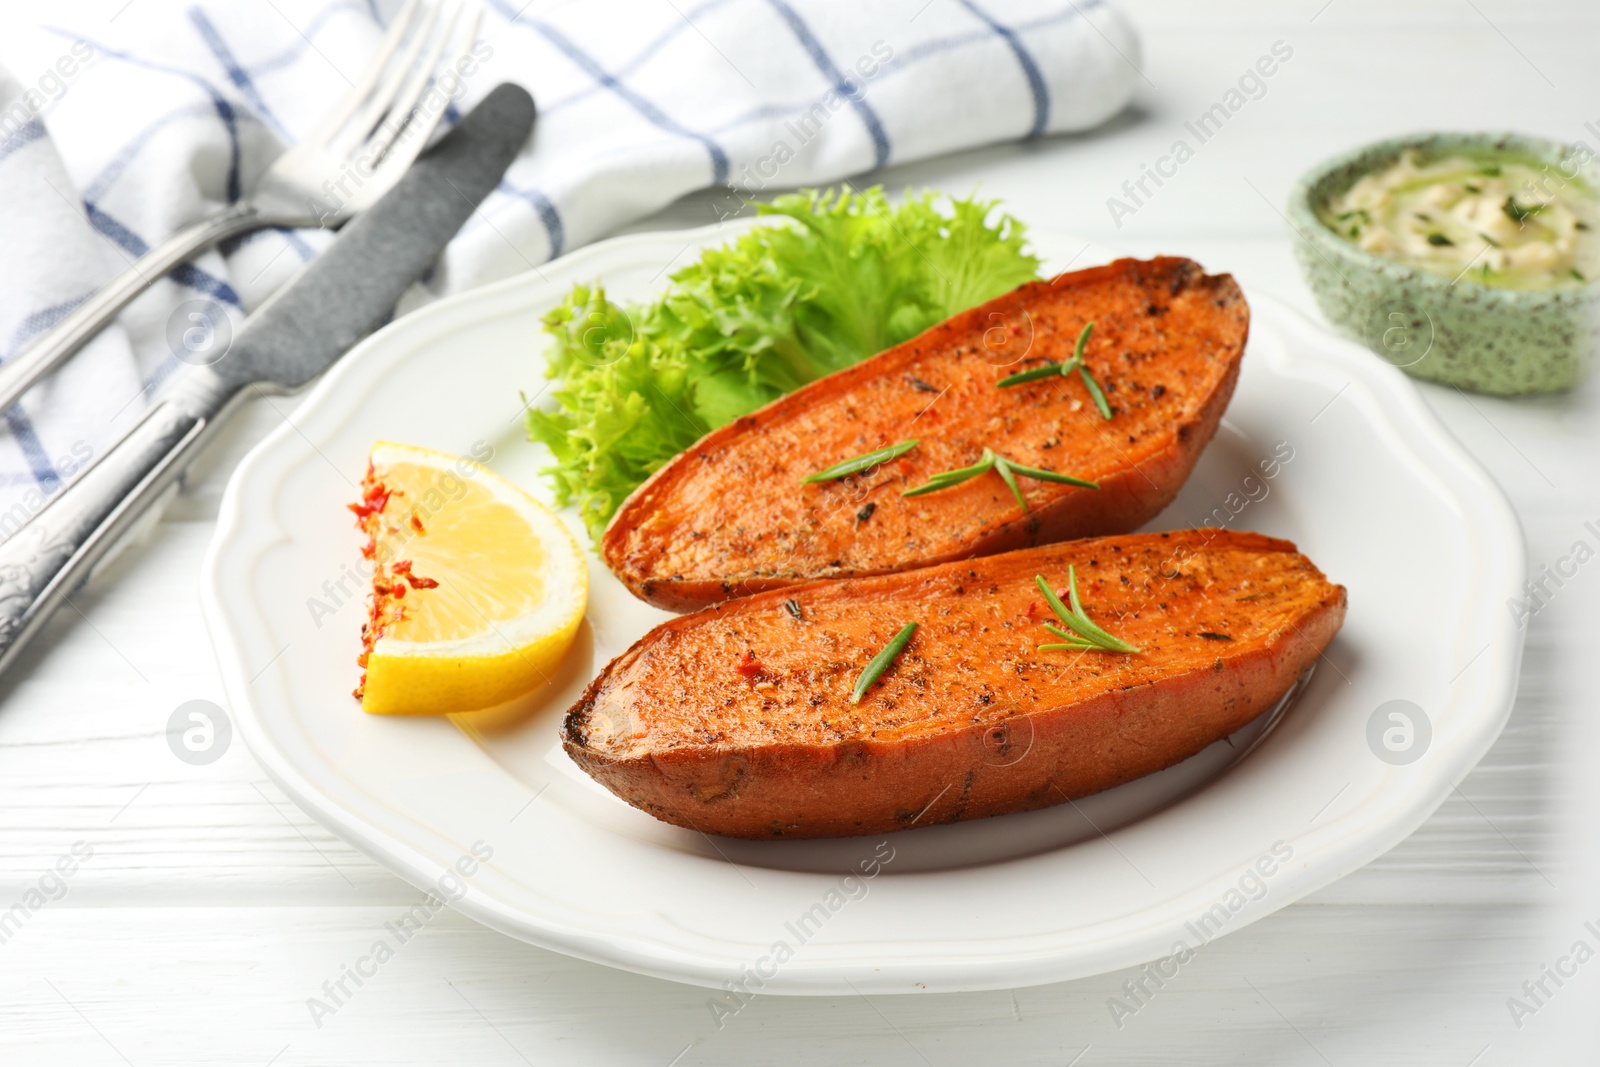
(526, 186, 1041, 541)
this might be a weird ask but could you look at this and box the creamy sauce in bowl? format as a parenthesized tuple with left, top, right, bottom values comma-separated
(1321, 149, 1600, 290)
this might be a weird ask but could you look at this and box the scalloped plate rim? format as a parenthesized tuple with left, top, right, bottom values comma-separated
(201, 221, 1525, 994)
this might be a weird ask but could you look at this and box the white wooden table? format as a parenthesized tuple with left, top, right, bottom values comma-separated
(4, 1, 1598, 1062)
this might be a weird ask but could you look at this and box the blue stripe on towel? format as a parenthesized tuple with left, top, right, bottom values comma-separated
(189, 7, 290, 148)
(81, 203, 150, 258)
(484, 0, 731, 184)
(212, 94, 242, 204)
(84, 203, 244, 309)
(0, 294, 97, 494)
(0, 472, 55, 488)
(528, 17, 730, 183)
(763, 0, 890, 168)
(3, 293, 92, 361)
(83, 103, 229, 202)
(707, 2, 1091, 142)
(539, 0, 732, 115)
(883, 2, 1099, 82)
(245, 0, 365, 79)
(46, 29, 249, 203)
(497, 181, 565, 259)
(3, 410, 63, 494)
(955, 0, 1049, 137)
(168, 263, 243, 308)
(277, 227, 318, 261)
(0, 119, 48, 168)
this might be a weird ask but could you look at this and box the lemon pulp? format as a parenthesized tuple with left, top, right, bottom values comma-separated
(352, 441, 587, 720)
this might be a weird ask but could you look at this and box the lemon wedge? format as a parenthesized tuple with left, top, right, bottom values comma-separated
(351, 441, 587, 719)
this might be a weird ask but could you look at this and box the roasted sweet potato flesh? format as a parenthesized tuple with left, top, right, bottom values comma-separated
(602, 257, 1248, 611)
(565, 530, 1346, 839)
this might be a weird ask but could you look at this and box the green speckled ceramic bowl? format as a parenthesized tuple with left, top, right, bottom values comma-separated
(1289, 132, 1600, 395)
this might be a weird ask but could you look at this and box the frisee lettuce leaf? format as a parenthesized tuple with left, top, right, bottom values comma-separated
(526, 186, 1041, 541)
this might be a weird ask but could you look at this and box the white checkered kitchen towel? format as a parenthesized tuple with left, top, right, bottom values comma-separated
(0, 0, 1139, 516)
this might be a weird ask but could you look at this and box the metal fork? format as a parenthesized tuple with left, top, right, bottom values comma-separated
(0, 0, 484, 415)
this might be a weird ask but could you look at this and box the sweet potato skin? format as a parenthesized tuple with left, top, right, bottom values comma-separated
(564, 530, 1346, 839)
(602, 257, 1248, 612)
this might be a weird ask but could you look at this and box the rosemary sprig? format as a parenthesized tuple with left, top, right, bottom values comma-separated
(995, 363, 1070, 387)
(803, 439, 919, 483)
(1078, 367, 1111, 419)
(995, 322, 1114, 419)
(996, 322, 1095, 386)
(901, 447, 1097, 512)
(900, 452, 993, 495)
(851, 621, 918, 703)
(1034, 568, 1141, 654)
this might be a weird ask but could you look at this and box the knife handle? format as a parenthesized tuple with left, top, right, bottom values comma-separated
(0, 395, 222, 675)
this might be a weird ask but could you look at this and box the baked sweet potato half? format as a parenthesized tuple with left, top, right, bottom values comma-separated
(602, 256, 1248, 612)
(565, 529, 1345, 839)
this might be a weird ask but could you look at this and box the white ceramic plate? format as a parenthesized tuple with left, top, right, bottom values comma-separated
(202, 222, 1525, 994)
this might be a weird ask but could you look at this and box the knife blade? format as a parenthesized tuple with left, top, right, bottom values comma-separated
(0, 83, 536, 680)
(211, 83, 535, 395)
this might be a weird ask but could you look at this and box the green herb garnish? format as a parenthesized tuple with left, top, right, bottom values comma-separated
(784, 598, 804, 619)
(1078, 366, 1112, 417)
(1571, 268, 1587, 283)
(1426, 233, 1454, 246)
(803, 439, 918, 483)
(1503, 196, 1546, 224)
(902, 447, 1097, 512)
(1479, 164, 1502, 177)
(851, 621, 917, 703)
(995, 322, 1094, 386)
(995, 322, 1114, 419)
(1480, 233, 1500, 247)
(1035, 569, 1140, 654)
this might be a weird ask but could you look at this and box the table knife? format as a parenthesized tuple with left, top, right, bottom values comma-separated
(0, 83, 536, 680)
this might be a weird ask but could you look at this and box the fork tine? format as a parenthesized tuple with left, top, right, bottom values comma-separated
(383, 4, 484, 158)
(379, 4, 483, 154)
(304, 0, 429, 149)
(346, 5, 483, 211)
(333, 0, 445, 156)
(361, 0, 475, 168)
